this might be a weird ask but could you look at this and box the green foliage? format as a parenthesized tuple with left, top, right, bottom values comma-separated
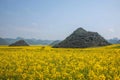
(53, 28, 110, 48)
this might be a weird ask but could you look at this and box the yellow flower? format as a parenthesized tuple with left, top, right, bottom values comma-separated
(98, 74, 106, 80)
(16, 68, 23, 73)
(0, 44, 120, 80)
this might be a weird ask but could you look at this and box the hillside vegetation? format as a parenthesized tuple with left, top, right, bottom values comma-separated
(0, 45, 120, 80)
(53, 28, 110, 48)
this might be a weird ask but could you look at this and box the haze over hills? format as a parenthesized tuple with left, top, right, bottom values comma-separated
(53, 28, 111, 48)
(3, 37, 54, 45)
(0, 37, 9, 45)
(0, 32, 120, 46)
(0, 36, 120, 46)
(117, 40, 120, 43)
(107, 38, 119, 44)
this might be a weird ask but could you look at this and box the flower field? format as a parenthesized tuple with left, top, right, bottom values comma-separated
(0, 45, 120, 80)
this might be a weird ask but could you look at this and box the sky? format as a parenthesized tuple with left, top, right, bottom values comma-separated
(0, 0, 120, 40)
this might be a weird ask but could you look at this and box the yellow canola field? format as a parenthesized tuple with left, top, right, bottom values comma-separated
(0, 45, 120, 80)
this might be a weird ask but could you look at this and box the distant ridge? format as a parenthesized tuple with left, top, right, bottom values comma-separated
(5, 37, 53, 45)
(50, 40, 61, 46)
(53, 27, 111, 48)
(0, 37, 9, 45)
(108, 38, 119, 44)
(9, 40, 29, 46)
(117, 40, 120, 43)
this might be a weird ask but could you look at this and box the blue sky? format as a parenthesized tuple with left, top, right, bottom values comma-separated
(0, 0, 120, 40)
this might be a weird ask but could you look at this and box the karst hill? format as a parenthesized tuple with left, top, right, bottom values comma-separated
(53, 28, 110, 48)
(9, 40, 29, 46)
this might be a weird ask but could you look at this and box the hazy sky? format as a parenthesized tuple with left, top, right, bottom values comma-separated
(0, 0, 120, 40)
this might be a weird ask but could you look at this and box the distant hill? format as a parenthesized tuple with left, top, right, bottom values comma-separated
(117, 40, 120, 43)
(25, 39, 53, 45)
(53, 28, 110, 48)
(0, 37, 9, 45)
(50, 40, 61, 46)
(9, 40, 29, 46)
(108, 38, 119, 44)
(4, 37, 54, 45)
